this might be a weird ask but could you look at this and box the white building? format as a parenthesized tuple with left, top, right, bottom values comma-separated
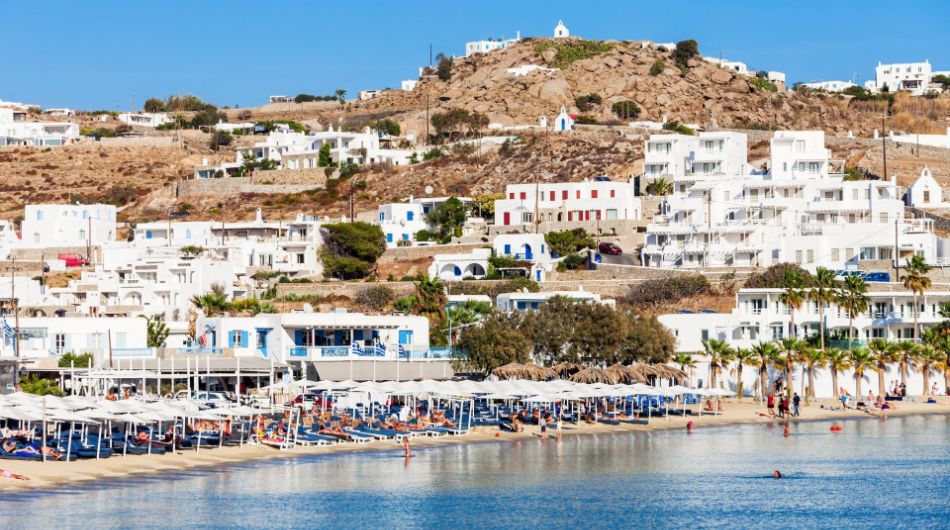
(493, 179, 642, 228)
(117, 112, 170, 128)
(43, 108, 74, 117)
(465, 31, 520, 57)
(645, 131, 750, 193)
(429, 248, 490, 281)
(766, 71, 786, 84)
(236, 126, 416, 168)
(507, 64, 558, 77)
(377, 203, 429, 248)
(703, 57, 749, 75)
(0, 108, 79, 147)
(358, 90, 382, 101)
(0, 316, 147, 362)
(890, 127, 950, 150)
(20, 204, 116, 248)
(904, 167, 948, 209)
(868, 61, 933, 96)
(197, 310, 431, 363)
(801, 80, 856, 92)
(642, 131, 940, 269)
(213, 121, 255, 134)
(553, 107, 574, 132)
(553, 20, 570, 38)
(491, 233, 554, 281)
(269, 96, 295, 103)
(497, 287, 614, 312)
(658, 288, 950, 396)
(401, 80, 418, 91)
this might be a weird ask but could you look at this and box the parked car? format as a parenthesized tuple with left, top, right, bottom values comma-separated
(57, 253, 87, 267)
(289, 393, 331, 410)
(862, 272, 891, 282)
(598, 242, 622, 255)
(175, 390, 232, 409)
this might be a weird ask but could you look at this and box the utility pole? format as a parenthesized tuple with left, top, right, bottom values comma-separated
(881, 115, 888, 180)
(425, 95, 430, 144)
(429, 44, 432, 68)
(894, 218, 900, 283)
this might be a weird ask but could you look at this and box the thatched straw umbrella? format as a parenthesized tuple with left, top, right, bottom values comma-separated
(626, 363, 657, 383)
(651, 364, 688, 384)
(606, 364, 645, 384)
(492, 362, 529, 380)
(569, 367, 619, 385)
(552, 362, 584, 377)
(523, 363, 557, 381)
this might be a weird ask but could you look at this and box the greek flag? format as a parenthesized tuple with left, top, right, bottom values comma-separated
(349, 340, 364, 356)
(374, 339, 386, 357)
(398, 344, 408, 359)
(2, 314, 13, 340)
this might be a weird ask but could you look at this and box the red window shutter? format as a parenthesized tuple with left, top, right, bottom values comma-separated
(520, 192, 526, 200)
(567, 211, 573, 221)
(596, 210, 602, 220)
(503, 212, 510, 225)
(576, 190, 580, 199)
(562, 190, 568, 200)
(509, 193, 514, 199)
(592, 190, 598, 199)
(610, 190, 616, 198)
(549, 191, 555, 201)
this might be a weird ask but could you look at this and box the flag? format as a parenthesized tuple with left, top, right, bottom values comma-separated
(398, 344, 408, 359)
(2, 314, 13, 340)
(349, 340, 363, 356)
(374, 339, 386, 357)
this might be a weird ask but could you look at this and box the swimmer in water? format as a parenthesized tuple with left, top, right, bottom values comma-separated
(773, 470, 782, 479)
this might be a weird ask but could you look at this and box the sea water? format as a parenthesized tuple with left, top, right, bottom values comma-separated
(2, 415, 948, 529)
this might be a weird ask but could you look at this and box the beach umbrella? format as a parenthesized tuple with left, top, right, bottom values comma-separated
(492, 363, 530, 380)
(552, 362, 584, 377)
(569, 367, 619, 385)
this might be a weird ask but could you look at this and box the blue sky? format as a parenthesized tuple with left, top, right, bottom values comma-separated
(3, 0, 949, 109)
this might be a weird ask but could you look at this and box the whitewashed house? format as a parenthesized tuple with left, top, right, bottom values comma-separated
(378, 203, 429, 248)
(0, 108, 79, 147)
(905, 167, 948, 209)
(465, 31, 520, 57)
(801, 80, 856, 92)
(20, 204, 116, 248)
(428, 248, 490, 281)
(0, 317, 147, 363)
(497, 287, 614, 313)
(492, 233, 554, 281)
(236, 126, 415, 168)
(553, 20, 570, 38)
(494, 179, 641, 228)
(553, 107, 574, 132)
(867, 61, 933, 96)
(401, 80, 418, 91)
(117, 112, 170, 128)
(703, 57, 749, 75)
(642, 131, 940, 269)
(658, 287, 950, 396)
(890, 128, 950, 150)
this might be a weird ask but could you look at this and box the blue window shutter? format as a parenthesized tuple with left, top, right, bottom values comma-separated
(294, 330, 304, 345)
(453, 266, 461, 276)
(146, 230, 152, 239)
(354, 330, 364, 341)
(504, 244, 511, 255)
(403, 233, 409, 241)
(228, 332, 235, 348)
(407, 211, 414, 221)
(399, 330, 413, 344)
(541, 244, 546, 254)
(241, 331, 248, 347)
(536, 270, 541, 281)
(386, 233, 393, 243)
(379, 212, 384, 221)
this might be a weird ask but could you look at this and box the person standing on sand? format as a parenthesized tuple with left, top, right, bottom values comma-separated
(792, 393, 800, 417)
(767, 393, 775, 417)
(539, 414, 547, 438)
(555, 414, 562, 441)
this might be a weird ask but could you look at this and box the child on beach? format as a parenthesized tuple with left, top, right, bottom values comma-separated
(1, 469, 28, 481)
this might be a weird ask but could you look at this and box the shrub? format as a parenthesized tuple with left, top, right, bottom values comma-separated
(415, 229, 432, 242)
(662, 120, 694, 135)
(371, 118, 401, 136)
(209, 131, 232, 150)
(843, 166, 864, 181)
(58, 352, 94, 368)
(574, 93, 603, 112)
(534, 40, 614, 69)
(545, 228, 595, 257)
(611, 100, 641, 120)
(557, 253, 587, 272)
(436, 53, 453, 81)
(321, 222, 386, 279)
(673, 39, 699, 68)
(393, 295, 417, 313)
(749, 76, 777, 92)
(649, 59, 665, 76)
(744, 263, 815, 289)
(357, 284, 396, 311)
(143, 98, 166, 112)
(626, 275, 710, 307)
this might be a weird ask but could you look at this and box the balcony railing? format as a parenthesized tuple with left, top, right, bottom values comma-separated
(175, 346, 223, 355)
(112, 347, 156, 358)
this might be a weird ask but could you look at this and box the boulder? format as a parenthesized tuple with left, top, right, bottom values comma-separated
(710, 68, 733, 85)
(535, 77, 573, 105)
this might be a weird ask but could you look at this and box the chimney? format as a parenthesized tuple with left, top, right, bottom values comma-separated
(255, 208, 263, 223)
(201, 157, 208, 165)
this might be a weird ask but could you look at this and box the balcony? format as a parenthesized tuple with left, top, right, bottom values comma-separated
(112, 347, 156, 358)
(175, 346, 224, 355)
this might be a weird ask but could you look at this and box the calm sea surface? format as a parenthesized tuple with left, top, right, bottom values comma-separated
(2, 415, 948, 529)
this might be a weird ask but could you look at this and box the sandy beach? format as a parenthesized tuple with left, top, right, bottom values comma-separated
(2, 397, 947, 493)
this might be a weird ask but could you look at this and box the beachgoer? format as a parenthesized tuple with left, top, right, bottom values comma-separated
(783, 423, 790, 437)
(931, 382, 938, 396)
(555, 415, 562, 441)
(767, 393, 775, 417)
(539, 415, 547, 437)
(899, 383, 906, 397)
(1, 469, 28, 481)
(773, 470, 782, 479)
(686, 420, 694, 433)
(840, 393, 848, 409)
(792, 393, 800, 417)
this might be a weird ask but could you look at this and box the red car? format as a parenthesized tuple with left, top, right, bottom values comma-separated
(290, 393, 331, 409)
(57, 253, 88, 267)
(598, 242, 622, 255)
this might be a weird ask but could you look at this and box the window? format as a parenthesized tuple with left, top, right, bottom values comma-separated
(771, 325, 784, 340)
(509, 193, 514, 199)
(591, 190, 598, 199)
(549, 191, 555, 201)
(145, 230, 152, 240)
(185, 228, 192, 240)
(610, 190, 615, 198)
(386, 233, 393, 243)
(402, 233, 409, 241)
(54, 333, 66, 353)
(831, 248, 840, 261)
(230, 330, 247, 347)
(407, 211, 414, 221)
(562, 190, 568, 200)
(297, 253, 305, 264)
(36, 210, 44, 221)
(379, 212, 385, 221)
(860, 247, 876, 260)
(519, 192, 526, 200)
(576, 190, 581, 199)
(879, 213, 888, 223)
(923, 190, 931, 202)
(503, 244, 511, 255)
(701, 329, 709, 340)
(751, 299, 766, 314)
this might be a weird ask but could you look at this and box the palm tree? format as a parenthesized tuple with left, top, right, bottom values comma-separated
(701, 338, 733, 390)
(868, 338, 898, 397)
(824, 348, 852, 399)
(190, 292, 229, 317)
(895, 339, 919, 390)
(777, 337, 806, 400)
(799, 347, 825, 404)
(750, 342, 780, 401)
(809, 267, 839, 351)
(673, 353, 696, 385)
(645, 177, 673, 196)
(915, 344, 939, 396)
(934, 337, 950, 396)
(779, 270, 807, 340)
(902, 255, 932, 341)
(730, 348, 755, 401)
(848, 348, 874, 397)
(837, 275, 870, 350)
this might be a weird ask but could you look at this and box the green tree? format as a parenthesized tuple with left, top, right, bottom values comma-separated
(868, 338, 898, 396)
(837, 275, 870, 349)
(413, 276, 448, 345)
(143, 315, 170, 347)
(777, 337, 806, 400)
(544, 228, 595, 257)
(143, 97, 166, 113)
(19, 375, 65, 397)
(371, 118, 401, 136)
(321, 222, 387, 280)
(619, 314, 675, 364)
(210, 131, 232, 150)
(430, 109, 488, 140)
(672, 353, 696, 382)
(317, 143, 333, 167)
(849, 348, 874, 397)
(472, 193, 504, 219)
(645, 177, 673, 196)
(779, 269, 807, 340)
(824, 348, 852, 399)
(701, 338, 733, 390)
(427, 197, 467, 238)
(915, 344, 939, 395)
(357, 284, 395, 311)
(454, 313, 529, 376)
(902, 255, 932, 341)
(730, 348, 755, 401)
(750, 342, 780, 401)
(435, 52, 453, 81)
(673, 39, 699, 68)
(799, 348, 825, 403)
(574, 93, 603, 112)
(335, 89, 346, 103)
(809, 267, 839, 351)
(895, 340, 919, 390)
(190, 291, 229, 317)
(58, 352, 95, 368)
(611, 100, 641, 120)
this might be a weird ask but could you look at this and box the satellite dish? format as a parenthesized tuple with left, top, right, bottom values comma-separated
(424, 185, 434, 195)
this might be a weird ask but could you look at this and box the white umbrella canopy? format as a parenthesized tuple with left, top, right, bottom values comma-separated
(665, 385, 697, 396)
(521, 395, 556, 403)
(47, 409, 96, 423)
(0, 405, 42, 421)
(215, 405, 262, 417)
(705, 388, 735, 397)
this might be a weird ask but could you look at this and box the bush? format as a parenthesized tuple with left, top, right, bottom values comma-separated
(649, 59, 665, 76)
(143, 98, 166, 113)
(662, 120, 694, 135)
(371, 118, 401, 136)
(611, 100, 641, 120)
(673, 39, 699, 68)
(843, 166, 864, 181)
(749, 76, 777, 92)
(393, 295, 416, 313)
(534, 40, 613, 69)
(415, 229, 432, 242)
(557, 253, 587, 272)
(626, 275, 711, 307)
(489, 255, 523, 269)
(321, 222, 386, 279)
(357, 284, 395, 311)
(58, 352, 94, 368)
(422, 148, 444, 161)
(436, 53, 453, 81)
(743, 263, 815, 289)
(545, 228, 595, 257)
(574, 93, 603, 112)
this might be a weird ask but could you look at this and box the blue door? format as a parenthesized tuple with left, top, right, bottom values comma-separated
(398, 330, 413, 344)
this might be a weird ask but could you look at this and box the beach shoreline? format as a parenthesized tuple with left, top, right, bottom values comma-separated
(2, 398, 948, 493)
